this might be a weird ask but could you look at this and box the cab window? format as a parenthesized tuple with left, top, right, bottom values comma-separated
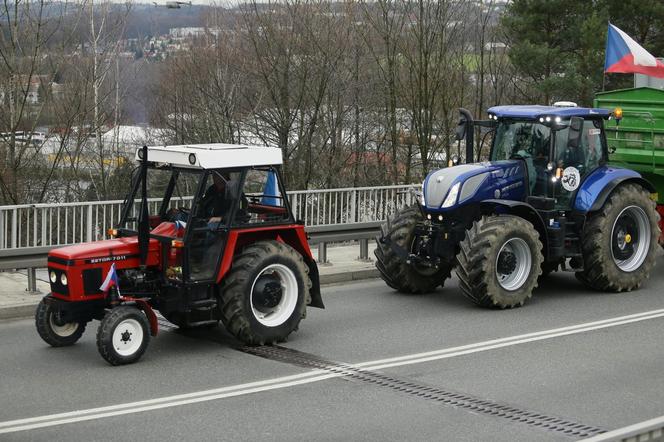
(234, 168, 289, 225)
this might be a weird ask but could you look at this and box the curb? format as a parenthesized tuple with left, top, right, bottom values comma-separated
(0, 270, 380, 322)
(0, 303, 38, 321)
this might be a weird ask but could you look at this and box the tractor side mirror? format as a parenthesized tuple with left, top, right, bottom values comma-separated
(567, 117, 583, 149)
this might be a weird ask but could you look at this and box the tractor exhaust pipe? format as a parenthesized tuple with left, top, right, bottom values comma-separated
(138, 145, 149, 266)
(456, 108, 474, 164)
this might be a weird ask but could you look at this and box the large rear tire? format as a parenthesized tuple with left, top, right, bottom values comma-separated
(456, 215, 543, 309)
(219, 240, 310, 346)
(576, 184, 660, 291)
(374, 205, 452, 294)
(35, 297, 86, 347)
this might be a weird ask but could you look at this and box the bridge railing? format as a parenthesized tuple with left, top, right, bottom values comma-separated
(0, 184, 419, 250)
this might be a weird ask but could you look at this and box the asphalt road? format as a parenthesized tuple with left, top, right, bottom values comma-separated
(1, 255, 664, 441)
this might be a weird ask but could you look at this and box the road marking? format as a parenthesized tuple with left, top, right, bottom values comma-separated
(2, 308, 664, 434)
(359, 308, 664, 370)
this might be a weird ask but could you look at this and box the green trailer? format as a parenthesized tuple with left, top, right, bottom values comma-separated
(594, 87, 664, 245)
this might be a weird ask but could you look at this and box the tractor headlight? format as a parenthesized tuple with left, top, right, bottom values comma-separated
(49, 271, 57, 283)
(60, 273, 68, 286)
(441, 183, 460, 208)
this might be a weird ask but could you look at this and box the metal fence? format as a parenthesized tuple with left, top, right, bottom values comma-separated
(0, 184, 418, 250)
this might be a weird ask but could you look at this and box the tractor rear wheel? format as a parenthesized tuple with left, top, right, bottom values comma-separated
(576, 184, 660, 291)
(35, 297, 86, 347)
(219, 240, 310, 346)
(97, 306, 150, 366)
(374, 205, 452, 294)
(456, 215, 543, 308)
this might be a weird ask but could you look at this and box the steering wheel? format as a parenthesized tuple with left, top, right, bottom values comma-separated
(166, 207, 190, 222)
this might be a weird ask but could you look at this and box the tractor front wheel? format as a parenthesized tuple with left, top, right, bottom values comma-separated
(456, 215, 543, 308)
(96, 306, 150, 365)
(374, 205, 452, 294)
(35, 297, 86, 347)
(219, 240, 310, 346)
(577, 184, 660, 291)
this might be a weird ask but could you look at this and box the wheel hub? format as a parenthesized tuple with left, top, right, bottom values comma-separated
(497, 250, 517, 275)
(253, 277, 283, 310)
(120, 330, 133, 343)
(612, 211, 640, 262)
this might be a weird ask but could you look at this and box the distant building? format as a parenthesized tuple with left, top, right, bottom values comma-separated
(168, 27, 221, 38)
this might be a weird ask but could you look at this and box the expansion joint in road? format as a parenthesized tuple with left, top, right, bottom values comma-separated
(241, 345, 607, 439)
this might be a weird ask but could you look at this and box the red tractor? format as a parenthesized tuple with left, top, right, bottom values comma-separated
(35, 144, 323, 365)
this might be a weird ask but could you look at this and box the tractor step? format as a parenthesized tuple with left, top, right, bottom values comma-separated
(189, 299, 217, 308)
(185, 319, 219, 327)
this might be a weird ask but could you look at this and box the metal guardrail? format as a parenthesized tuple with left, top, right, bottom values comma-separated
(580, 416, 664, 442)
(0, 184, 417, 249)
(0, 184, 415, 292)
(0, 222, 383, 292)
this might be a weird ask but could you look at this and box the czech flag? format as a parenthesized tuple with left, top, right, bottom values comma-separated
(100, 263, 119, 293)
(604, 23, 664, 78)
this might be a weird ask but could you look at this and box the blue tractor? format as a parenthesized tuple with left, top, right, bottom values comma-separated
(375, 105, 661, 308)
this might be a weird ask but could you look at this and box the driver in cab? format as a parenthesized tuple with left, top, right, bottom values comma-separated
(198, 172, 232, 227)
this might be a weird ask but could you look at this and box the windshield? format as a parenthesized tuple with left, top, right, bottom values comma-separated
(491, 121, 551, 161)
(120, 167, 202, 227)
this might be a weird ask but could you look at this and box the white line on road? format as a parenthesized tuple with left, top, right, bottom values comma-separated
(2, 308, 664, 434)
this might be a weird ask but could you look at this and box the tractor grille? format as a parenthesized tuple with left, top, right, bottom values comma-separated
(82, 268, 103, 295)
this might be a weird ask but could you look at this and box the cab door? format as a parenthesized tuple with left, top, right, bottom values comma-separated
(185, 170, 242, 281)
(552, 117, 605, 209)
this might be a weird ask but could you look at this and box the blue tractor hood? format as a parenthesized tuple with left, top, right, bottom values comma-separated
(423, 161, 527, 212)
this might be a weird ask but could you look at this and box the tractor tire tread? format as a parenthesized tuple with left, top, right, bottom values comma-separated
(455, 215, 543, 309)
(219, 240, 310, 346)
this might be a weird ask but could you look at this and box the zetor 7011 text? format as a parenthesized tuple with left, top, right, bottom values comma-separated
(36, 144, 324, 365)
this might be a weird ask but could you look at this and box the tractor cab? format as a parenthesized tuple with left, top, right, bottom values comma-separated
(486, 105, 612, 210)
(116, 144, 294, 283)
(36, 143, 323, 365)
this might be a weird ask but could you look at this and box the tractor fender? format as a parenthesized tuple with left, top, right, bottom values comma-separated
(123, 297, 159, 336)
(217, 226, 324, 309)
(574, 166, 655, 213)
(479, 199, 548, 251)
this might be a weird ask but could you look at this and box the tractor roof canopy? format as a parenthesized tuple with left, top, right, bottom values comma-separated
(488, 105, 611, 119)
(134, 143, 283, 169)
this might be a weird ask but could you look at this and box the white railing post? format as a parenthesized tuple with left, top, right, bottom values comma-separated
(11, 208, 17, 248)
(86, 205, 93, 242)
(350, 189, 356, 223)
(0, 209, 4, 248)
(41, 209, 47, 246)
